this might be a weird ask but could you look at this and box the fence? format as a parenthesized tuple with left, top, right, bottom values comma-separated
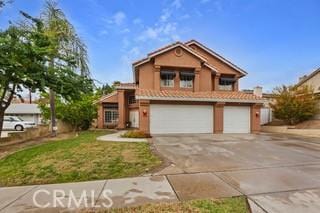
(261, 107, 272, 125)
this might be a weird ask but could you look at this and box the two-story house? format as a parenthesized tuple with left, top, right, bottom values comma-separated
(96, 40, 264, 134)
(296, 67, 320, 119)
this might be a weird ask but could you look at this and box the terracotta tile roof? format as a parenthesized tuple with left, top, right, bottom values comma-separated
(95, 91, 118, 104)
(136, 89, 264, 103)
(115, 83, 136, 89)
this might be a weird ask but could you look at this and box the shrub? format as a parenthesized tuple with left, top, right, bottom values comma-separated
(270, 85, 319, 125)
(121, 130, 149, 138)
(39, 94, 97, 131)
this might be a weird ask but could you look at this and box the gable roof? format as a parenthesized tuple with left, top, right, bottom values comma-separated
(185, 39, 248, 76)
(132, 41, 208, 68)
(296, 67, 320, 87)
(95, 91, 118, 104)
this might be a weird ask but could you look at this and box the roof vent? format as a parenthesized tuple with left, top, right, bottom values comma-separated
(174, 47, 183, 57)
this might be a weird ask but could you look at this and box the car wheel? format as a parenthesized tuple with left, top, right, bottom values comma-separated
(15, 125, 24, 131)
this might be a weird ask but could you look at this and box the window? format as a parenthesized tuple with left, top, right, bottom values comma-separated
(128, 95, 136, 104)
(219, 77, 235, 91)
(104, 110, 118, 124)
(160, 71, 175, 87)
(180, 72, 194, 88)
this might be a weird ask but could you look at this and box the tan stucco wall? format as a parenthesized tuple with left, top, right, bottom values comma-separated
(251, 104, 262, 133)
(154, 48, 201, 68)
(299, 72, 320, 119)
(139, 100, 150, 134)
(300, 72, 320, 94)
(189, 44, 242, 77)
(136, 46, 239, 92)
(200, 66, 213, 91)
(139, 63, 155, 89)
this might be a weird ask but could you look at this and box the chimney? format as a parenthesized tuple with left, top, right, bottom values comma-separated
(253, 86, 263, 98)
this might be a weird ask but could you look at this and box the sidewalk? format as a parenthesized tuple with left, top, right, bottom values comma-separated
(97, 131, 148, 143)
(0, 173, 247, 212)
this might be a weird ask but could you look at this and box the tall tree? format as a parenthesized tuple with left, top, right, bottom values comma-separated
(40, 0, 90, 136)
(0, 14, 92, 136)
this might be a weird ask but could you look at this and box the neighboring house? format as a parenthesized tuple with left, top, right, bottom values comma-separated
(243, 86, 274, 125)
(296, 67, 320, 119)
(96, 40, 265, 134)
(5, 103, 42, 125)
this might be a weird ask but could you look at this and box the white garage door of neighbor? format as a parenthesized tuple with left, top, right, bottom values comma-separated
(223, 106, 250, 133)
(150, 104, 213, 134)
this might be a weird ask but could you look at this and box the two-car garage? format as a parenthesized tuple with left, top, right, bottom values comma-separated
(149, 104, 251, 134)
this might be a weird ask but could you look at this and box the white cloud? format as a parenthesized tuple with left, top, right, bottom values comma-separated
(179, 14, 190, 20)
(108, 11, 126, 25)
(160, 9, 171, 22)
(120, 28, 130, 34)
(171, 0, 182, 9)
(133, 18, 142, 25)
(99, 30, 108, 36)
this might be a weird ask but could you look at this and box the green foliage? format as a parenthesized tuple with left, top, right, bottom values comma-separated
(270, 85, 319, 125)
(121, 130, 149, 138)
(0, 2, 93, 134)
(95, 81, 121, 96)
(39, 94, 97, 130)
(41, 0, 90, 77)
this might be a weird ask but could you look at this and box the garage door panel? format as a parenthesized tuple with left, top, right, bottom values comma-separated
(224, 106, 250, 133)
(150, 105, 213, 134)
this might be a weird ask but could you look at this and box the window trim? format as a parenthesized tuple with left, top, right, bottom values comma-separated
(104, 109, 119, 124)
(128, 95, 136, 104)
(180, 79, 193, 88)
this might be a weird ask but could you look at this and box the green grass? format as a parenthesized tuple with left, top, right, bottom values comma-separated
(0, 131, 161, 187)
(102, 197, 248, 213)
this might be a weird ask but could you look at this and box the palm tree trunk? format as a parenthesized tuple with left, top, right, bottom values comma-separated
(49, 88, 57, 137)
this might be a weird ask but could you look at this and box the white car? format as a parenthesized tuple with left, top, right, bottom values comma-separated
(3, 116, 36, 131)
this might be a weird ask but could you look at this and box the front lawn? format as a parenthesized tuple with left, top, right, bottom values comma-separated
(102, 197, 248, 213)
(0, 131, 161, 186)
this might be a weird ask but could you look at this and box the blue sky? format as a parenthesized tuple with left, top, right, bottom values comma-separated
(1, 0, 319, 92)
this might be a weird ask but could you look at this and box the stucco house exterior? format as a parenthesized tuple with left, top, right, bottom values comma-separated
(5, 103, 42, 125)
(296, 68, 320, 119)
(96, 40, 265, 134)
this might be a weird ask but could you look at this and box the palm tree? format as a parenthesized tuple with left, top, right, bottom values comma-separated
(41, 0, 90, 136)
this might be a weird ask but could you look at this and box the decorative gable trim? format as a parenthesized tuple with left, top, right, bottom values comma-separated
(132, 42, 208, 68)
(185, 40, 248, 76)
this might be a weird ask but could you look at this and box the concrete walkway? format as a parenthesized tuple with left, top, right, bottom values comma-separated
(97, 131, 148, 142)
(1, 172, 320, 212)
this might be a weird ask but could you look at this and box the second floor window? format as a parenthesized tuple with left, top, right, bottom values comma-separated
(128, 95, 136, 104)
(180, 71, 194, 88)
(160, 70, 175, 87)
(219, 77, 235, 91)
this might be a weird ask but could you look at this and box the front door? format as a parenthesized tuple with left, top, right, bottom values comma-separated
(129, 110, 139, 128)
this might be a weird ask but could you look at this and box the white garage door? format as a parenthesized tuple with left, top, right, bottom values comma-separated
(224, 106, 250, 133)
(150, 104, 213, 134)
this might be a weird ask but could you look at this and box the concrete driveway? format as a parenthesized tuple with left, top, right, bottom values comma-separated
(153, 133, 320, 212)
